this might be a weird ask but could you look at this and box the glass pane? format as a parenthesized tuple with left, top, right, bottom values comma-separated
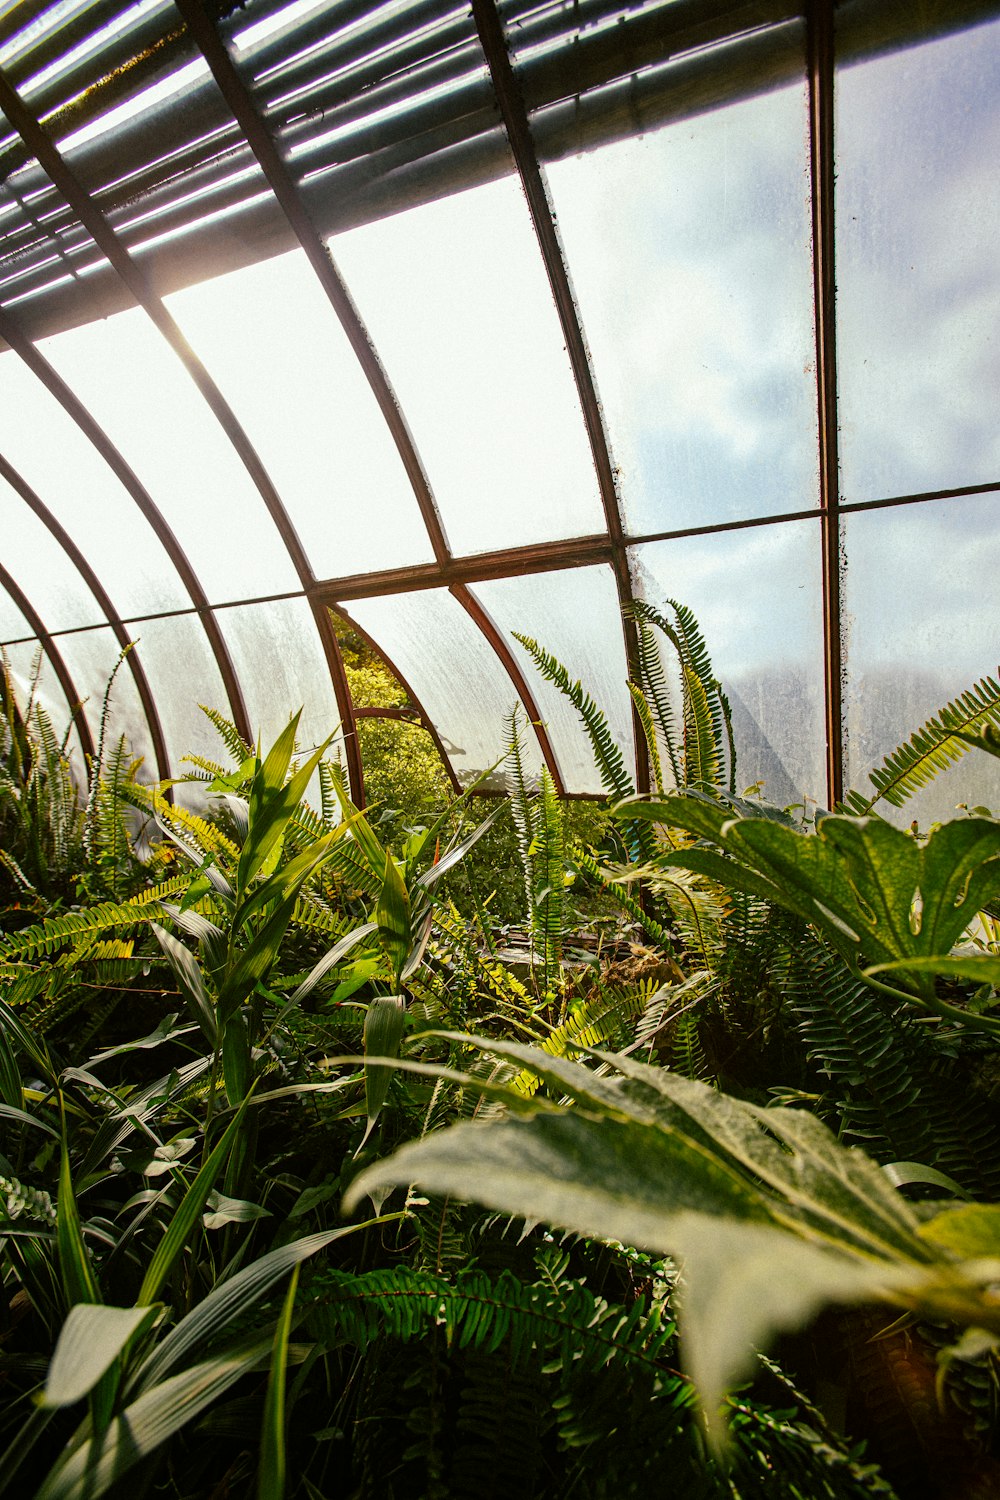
(165, 250, 435, 581)
(836, 19, 1000, 502)
(216, 597, 342, 770)
(346, 589, 543, 789)
(546, 76, 820, 534)
(843, 495, 1000, 825)
(0, 346, 190, 619)
(57, 626, 155, 773)
(0, 475, 108, 632)
(128, 612, 231, 782)
(39, 306, 301, 603)
(471, 566, 631, 795)
(0, 584, 32, 642)
(633, 522, 825, 805)
(331, 175, 605, 557)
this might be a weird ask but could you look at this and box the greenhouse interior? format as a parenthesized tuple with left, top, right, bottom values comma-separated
(1, 0, 999, 1494)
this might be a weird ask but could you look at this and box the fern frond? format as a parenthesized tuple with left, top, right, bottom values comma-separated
(628, 605, 682, 786)
(512, 984, 650, 1097)
(503, 707, 539, 934)
(513, 634, 634, 804)
(628, 681, 667, 797)
(572, 848, 676, 952)
(534, 768, 566, 997)
(200, 705, 254, 767)
(0, 883, 182, 963)
(841, 672, 1000, 814)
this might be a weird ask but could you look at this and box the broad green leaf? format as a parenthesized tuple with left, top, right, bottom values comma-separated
(234, 824, 348, 937)
(152, 923, 217, 1046)
(376, 853, 410, 987)
(43, 1304, 158, 1407)
(360, 996, 407, 1147)
(920, 1203, 1000, 1259)
(664, 1213, 917, 1446)
(867, 954, 1000, 987)
(85, 1014, 194, 1068)
(346, 1107, 776, 1246)
(239, 719, 333, 891)
(217, 892, 300, 1020)
(258, 1264, 299, 1500)
(203, 1190, 271, 1230)
(36, 1342, 272, 1500)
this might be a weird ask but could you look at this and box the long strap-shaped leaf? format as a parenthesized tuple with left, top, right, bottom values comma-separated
(137, 1096, 251, 1306)
(35, 1342, 272, 1500)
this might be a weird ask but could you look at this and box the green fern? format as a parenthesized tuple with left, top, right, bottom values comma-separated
(513, 634, 635, 805)
(841, 672, 1000, 814)
(0, 879, 189, 963)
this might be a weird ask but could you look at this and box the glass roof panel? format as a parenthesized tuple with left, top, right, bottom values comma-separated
(843, 494, 1000, 826)
(0, 587, 30, 642)
(0, 473, 109, 631)
(346, 588, 543, 789)
(128, 611, 230, 779)
(632, 521, 825, 805)
(214, 596, 342, 766)
(0, 347, 190, 619)
(471, 566, 631, 795)
(836, 18, 1000, 503)
(55, 624, 154, 771)
(164, 248, 435, 580)
(545, 74, 819, 535)
(330, 174, 604, 557)
(38, 305, 301, 602)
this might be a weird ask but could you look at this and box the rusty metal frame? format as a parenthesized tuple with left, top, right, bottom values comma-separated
(807, 0, 843, 807)
(171, 0, 587, 803)
(0, 62, 365, 799)
(0, 561, 95, 763)
(469, 0, 649, 795)
(0, 449, 171, 782)
(332, 603, 462, 797)
(0, 304, 252, 748)
(450, 584, 565, 792)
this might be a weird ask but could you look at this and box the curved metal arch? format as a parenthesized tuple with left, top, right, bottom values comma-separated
(449, 584, 565, 795)
(332, 604, 462, 799)
(0, 561, 95, 763)
(0, 307, 253, 749)
(0, 65, 363, 800)
(0, 449, 170, 782)
(165, 0, 588, 807)
(469, 0, 650, 796)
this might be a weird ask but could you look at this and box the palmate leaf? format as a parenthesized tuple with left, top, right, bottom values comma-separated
(345, 1042, 1000, 1444)
(842, 672, 1000, 815)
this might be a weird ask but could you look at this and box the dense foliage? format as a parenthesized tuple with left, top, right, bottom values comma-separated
(1, 619, 999, 1499)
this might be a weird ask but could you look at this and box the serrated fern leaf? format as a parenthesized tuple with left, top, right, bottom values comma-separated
(842, 673, 1000, 814)
(200, 705, 254, 767)
(628, 605, 683, 786)
(513, 635, 634, 803)
(512, 984, 651, 1097)
(628, 681, 667, 796)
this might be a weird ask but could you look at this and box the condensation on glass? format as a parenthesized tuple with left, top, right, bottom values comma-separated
(330, 174, 604, 557)
(470, 566, 632, 795)
(836, 17, 1000, 502)
(841, 494, 1000, 826)
(346, 587, 544, 789)
(0, 474, 111, 632)
(546, 72, 820, 536)
(0, 345, 191, 620)
(633, 522, 826, 806)
(165, 250, 436, 581)
(213, 595, 342, 767)
(55, 624, 155, 770)
(38, 306, 301, 603)
(125, 611, 231, 787)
